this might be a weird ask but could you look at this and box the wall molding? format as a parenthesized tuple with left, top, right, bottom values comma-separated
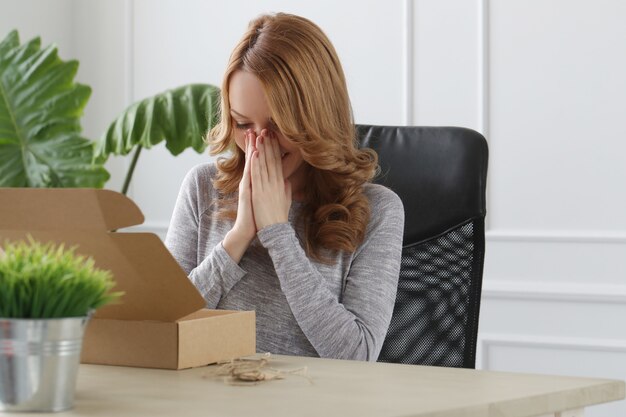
(486, 229, 626, 244)
(478, 0, 489, 139)
(133, 223, 626, 246)
(124, 0, 135, 109)
(403, 0, 414, 125)
(482, 280, 626, 304)
(478, 0, 491, 232)
(124, 0, 136, 198)
(478, 333, 626, 370)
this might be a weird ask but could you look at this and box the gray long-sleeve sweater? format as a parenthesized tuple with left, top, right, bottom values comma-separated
(165, 163, 404, 361)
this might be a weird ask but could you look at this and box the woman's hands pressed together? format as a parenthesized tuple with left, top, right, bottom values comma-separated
(223, 128, 293, 263)
(232, 130, 258, 241)
(250, 129, 292, 230)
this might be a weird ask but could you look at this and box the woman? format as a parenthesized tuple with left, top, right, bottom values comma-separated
(165, 13, 404, 361)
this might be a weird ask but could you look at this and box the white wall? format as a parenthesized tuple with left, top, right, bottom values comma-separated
(4, 1, 626, 416)
(478, 2, 626, 416)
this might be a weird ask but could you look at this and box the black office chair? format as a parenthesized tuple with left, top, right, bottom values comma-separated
(357, 125, 488, 369)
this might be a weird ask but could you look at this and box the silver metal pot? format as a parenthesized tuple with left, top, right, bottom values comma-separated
(0, 316, 89, 412)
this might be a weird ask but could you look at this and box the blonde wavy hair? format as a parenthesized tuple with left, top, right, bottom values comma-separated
(208, 13, 378, 263)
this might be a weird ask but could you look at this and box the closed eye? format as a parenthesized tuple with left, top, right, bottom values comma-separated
(234, 122, 251, 130)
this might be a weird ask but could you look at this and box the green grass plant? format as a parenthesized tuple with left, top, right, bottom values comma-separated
(0, 237, 122, 318)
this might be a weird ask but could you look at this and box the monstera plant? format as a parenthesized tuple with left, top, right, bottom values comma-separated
(95, 83, 220, 195)
(0, 29, 221, 192)
(0, 30, 109, 187)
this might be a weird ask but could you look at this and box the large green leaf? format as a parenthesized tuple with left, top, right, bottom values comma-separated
(0, 30, 109, 188)
(95, 84, 220, 159)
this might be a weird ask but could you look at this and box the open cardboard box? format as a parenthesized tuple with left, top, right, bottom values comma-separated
(0, 188, 256, 369)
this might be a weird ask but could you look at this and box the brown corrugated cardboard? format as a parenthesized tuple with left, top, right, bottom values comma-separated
(0, 188, 256, 369)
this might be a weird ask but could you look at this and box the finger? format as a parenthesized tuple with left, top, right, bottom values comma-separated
(243, 131, 249, 164)
(248, 129, 256, 155)
(250, 150, 263, 193)
(263, 130, 278, 183)
(244, 130, 250, 154)
(241, 131, 253, 186)
(256, 132, 269, 184)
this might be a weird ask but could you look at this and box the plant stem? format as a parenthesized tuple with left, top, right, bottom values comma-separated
(122, 145, 142, 196)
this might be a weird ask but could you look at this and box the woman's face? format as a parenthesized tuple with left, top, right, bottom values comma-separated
(229, 70, 306, 190)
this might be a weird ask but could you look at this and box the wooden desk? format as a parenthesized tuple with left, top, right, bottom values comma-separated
(24, 355, 625, 417)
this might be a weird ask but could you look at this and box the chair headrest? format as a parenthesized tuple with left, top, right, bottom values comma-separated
(357, 125, 488, 246)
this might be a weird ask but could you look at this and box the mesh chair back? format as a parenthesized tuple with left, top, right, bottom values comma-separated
(357, 125, 488, 369)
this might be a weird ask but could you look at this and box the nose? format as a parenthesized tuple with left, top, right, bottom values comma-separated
(250, 126, 273, 138)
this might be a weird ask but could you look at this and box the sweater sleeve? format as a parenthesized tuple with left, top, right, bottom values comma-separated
(257, 187, 404, 361)
(165, 165, 247, 308)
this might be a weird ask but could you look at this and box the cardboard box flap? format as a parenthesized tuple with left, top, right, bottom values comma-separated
(94, 233, 206, 321)
(0, 231, 205, 322)
(0, 188, 207, 322)
(0, 188, 143, 231)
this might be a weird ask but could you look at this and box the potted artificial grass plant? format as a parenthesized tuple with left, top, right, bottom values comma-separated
(0, 238, 122, 412)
